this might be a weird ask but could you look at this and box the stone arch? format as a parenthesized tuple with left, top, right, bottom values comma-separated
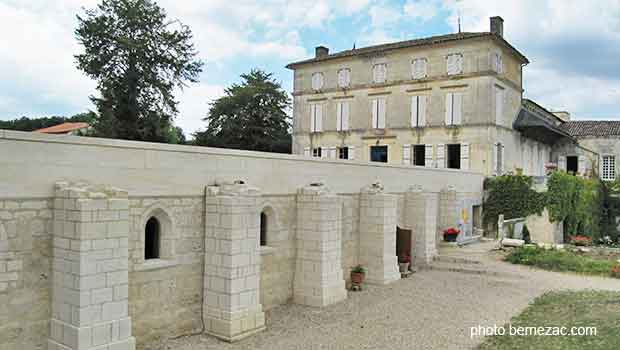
(140, 203, 175, 261)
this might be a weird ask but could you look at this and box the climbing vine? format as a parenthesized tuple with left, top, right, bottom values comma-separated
(546, 172, 601, 239)
(483, 175, 547, 227)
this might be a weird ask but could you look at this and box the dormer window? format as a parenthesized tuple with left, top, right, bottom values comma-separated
(493, 52, 503, 73)
(372, 64, 387, 83)
(337, 68, 351, 88)
(446, 53, 463, 75)
(411, 58, 428, 79)
(311, 72, 324, 90)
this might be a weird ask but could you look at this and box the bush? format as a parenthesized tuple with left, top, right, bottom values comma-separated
(505, 246, 619, 278)
(483, 175, 546, 227)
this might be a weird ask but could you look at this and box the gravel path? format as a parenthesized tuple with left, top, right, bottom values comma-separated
(161, 242, 620, 350)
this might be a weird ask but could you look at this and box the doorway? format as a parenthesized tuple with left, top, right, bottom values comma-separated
(566, 156, 578, 174)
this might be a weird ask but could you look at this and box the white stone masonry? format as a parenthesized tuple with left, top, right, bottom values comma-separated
(405, 186, 439, 265)
(203, 182, 265, 342)
(48, 182, 135, 350)
(358, 182, 400, 285)
(293, 183, 347, 307)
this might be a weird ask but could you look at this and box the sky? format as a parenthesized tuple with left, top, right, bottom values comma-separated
(1, 0, 620, 137)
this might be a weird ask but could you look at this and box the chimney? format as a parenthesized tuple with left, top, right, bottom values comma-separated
(490, 16, 504, 37)
(315, 46, 329, 58)
(552, 111, 571, 122)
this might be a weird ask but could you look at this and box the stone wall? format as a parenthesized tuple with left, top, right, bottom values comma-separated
(0, 130, 484, 349)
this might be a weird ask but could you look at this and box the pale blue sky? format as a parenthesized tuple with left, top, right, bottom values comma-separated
(1, 0, 619, 136)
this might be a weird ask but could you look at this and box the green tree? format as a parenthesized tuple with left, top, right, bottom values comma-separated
(194, 69, 291, 153)
(75, 0, 202, 143)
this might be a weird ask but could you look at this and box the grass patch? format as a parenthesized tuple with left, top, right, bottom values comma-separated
(505, 246, 620, 278)
(478, 290, 620, 350)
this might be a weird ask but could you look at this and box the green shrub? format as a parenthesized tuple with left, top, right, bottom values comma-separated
(483, 175, 547, 227)
(505, 246, 619, 278)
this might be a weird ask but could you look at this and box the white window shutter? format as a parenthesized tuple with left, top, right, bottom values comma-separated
(349, 146, 355, 160)
(461, 143, 470, 170)
(342, 102, 350, 131)
(403, 144, 411, 165)
(320, 147, 327, 159)
(377, 98, 386, 129)
(456, 54, 463, 74)
(500, 144, 505, 174)
(312, 73, 323, 90)
(304, 147, 310, 157)
(425, 144, 434, 167)
(493, 143, 499, 176)
(315, 104, 323, 131)
(447, 55, 455, 75)
(411, 96, 419, 127)
(578, 155, 587, 175)
(418, 95, 427, 127)
(558, 156, 566, 171)
(412, 58, 427, 79)
(329, 146, 337, 159)
(371, 100, 378, 128)
(453, 93, 463, 125)
(495, 88, 503, 125)
(445, 93, 453, 125)
(310, 105, 316, 132)
(336, 102, 343, 131)
(436, 144, 445, 168)
(338, 69, 350, 88)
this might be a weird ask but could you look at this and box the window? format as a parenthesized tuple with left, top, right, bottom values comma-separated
(312, 147, 322, 158)
(411, 58, 427, 79)
(336, 101, 350, 131)
(338, 147, 349, 160)
(566, 156, 578, 174)
(411, 95, 427, 127)
(145, 217, 160, 260)
(493, 52, 503, 73)
(310, 104, 323, 132)
(370, 145, 388, 163)
(311, 72, 324, 90)
(446, 53, 463, 75)
(413, 145, 426, 166)
(260, 212, 267, 246)
(372, 63, 387, 83)
(494, 143, 504, 175)
(602, 155, 616, 181)
(445, 92, 463, 125)
(371, 98, 386, 129)
(495, 87, 504, 125)
(447, 144, 461, 169)
(337, 68, 351, 88)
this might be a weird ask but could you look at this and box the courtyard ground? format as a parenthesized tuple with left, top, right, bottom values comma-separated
(162, 241, 620, 350)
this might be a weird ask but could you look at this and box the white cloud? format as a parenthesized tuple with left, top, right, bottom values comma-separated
(175, 84, 225, 136)
(404, 0, 439, 21)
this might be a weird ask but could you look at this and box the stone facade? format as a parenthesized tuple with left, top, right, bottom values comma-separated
(0, 130, 484, 349)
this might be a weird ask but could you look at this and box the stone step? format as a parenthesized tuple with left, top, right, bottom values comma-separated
(422, 261, 524, 279)
(433, 255, 483, 265)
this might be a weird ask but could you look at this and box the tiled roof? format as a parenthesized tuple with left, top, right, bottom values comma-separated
(560, 120, 620, 138)
(286, 32, 529, 68)
(35, 122, 90, 134)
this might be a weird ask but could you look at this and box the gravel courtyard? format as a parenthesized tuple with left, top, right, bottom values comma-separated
(162, 243, 620, 350)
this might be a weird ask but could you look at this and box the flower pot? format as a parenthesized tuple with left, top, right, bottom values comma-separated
(444, 233, 458, 242)
(351, 271, 365, 284)
(399, 262, 410, 273)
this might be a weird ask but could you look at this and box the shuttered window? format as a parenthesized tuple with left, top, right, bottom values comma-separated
(337, 68, 351, 88)
(445, 92, 463, 125)
(602, 155, 616, 181)
(310, 104, 323, 132)
(311, 72, 324, 90)
(372, 64, 387, 83)
(493, 52, 503, 73)
(371, 98, 386, 129)
(495, 87, 504, 125)
(446, 53, 463, 75)
(411, 58, 428, 79)
(403, 144, 411, 165)
(336, 101, 350, 131)
(411, 95, 427, 127)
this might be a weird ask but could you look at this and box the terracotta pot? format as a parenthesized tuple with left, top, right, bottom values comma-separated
(351, 272, 365, 284)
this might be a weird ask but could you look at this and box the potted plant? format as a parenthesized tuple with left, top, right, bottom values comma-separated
(350, 265, 366, 284)
(611, 265, 620, 279)
(570, 235, 592, 246)
(443, 227, 460, 242)
(398, 254, 411, 273)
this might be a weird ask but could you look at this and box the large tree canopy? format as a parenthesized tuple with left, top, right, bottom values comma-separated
(194, 70, 291, 153)
(75, 0, 202, 142)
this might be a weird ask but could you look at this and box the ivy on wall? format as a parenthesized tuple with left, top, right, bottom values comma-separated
(483, 175, 547, 226)
(600, 180, 620, 242)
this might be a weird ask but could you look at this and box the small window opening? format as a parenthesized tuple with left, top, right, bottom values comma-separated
(566, 156, 578, 175)
(338, 147, 349, 160)
(145, 217, 160, 260)
(413, 145, 425, 166)
(312, 147, 322, 158)
(370, 145, 388, 163)
(447, 144, 461, 169)
(260, 212, 267, 246)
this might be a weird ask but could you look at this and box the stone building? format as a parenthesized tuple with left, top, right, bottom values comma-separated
(0, 130, 483, 349)
(287, 17, 556, 176)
